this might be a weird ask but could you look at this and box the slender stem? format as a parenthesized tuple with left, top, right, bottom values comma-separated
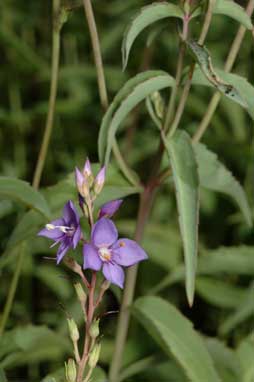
(32, 0, 61, 189)
(163, 15, 189, 133)
(77, 272, 97, 382)
(193, 0, 254, 143)
(82, 0, 140, 187)
(83, 367, 93, 382)
(0, 243, 25, 336)
(109, 187, 156, 382)
(0, 1, 62, 336)
(82, 0, 108, 110)
(167, 0, 215, 139)
(74, 340, 81, 363)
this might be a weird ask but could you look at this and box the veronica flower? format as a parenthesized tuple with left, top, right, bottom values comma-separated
(83, 218, 148, 288)
(99, 199, 123, 218)
(38, 201, 81, 264)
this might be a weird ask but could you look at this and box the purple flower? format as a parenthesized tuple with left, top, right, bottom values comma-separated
(99, 199, 123, 218)
(38, 201, 81, 264)
(83, 218, 148, 288)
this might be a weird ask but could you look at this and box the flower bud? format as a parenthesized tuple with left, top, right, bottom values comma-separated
(94, 166, 106, 195)
(151, 91, 164, 119)
(83, 158, 94, 187)
(65, 358, 76, 382)
(88, 342, 101, 369)
(67, 318, 79, 342)
(101, 280, 111, 292)
(99, 199, 123, 218)
(75, 167, 90, 199)
(74, 283, 87, 304)
(89, 319, 100, 339)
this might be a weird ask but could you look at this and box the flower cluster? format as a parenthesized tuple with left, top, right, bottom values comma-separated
(38, 159, 148, 288)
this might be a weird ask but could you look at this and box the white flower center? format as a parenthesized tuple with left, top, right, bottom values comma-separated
(98, 247, 112, 262)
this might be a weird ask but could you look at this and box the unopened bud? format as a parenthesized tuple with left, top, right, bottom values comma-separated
(88, 343, 101, 369)
(83, 158, 94, 187)
(74, 283, 87, 304)
(101, 280, 111, 292)
(94, 166, 106, 195)
(67, 318, 79, 342)
(151, 91, 164, 119)
(65, 358, 76, 382)
(89, 319, 100, 339)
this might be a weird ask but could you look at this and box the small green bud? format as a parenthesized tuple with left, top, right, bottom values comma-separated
(101, 280, 111, 292)
(74, 283, 87, 304)
(151, 91, 164, 120)
(65, 358, 76, 382)
(67, 318, 79, 342)
(88, 342, 101, 369)
(89, 319, 100, 339)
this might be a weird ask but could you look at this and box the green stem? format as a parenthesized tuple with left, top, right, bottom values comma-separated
(163, 15, 189, 133)
(109, 187, 156, 382)
(82, 0, 140, 187)
(0, 243, 25, 336)
(32, 0, 61, 189)
(0, 1, 62, 338)
(167, 0, 215, 139)
(193, 0, 254, 143)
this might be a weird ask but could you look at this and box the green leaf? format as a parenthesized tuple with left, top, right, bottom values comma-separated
(192, 67, 254, 119)
(0, 369, 7, 382)
(194, 143, 252, 226)
(35, 265, 72, 299)
(122, 2, 184, 69)
(219, 283, 254, 335)
(196, 277, 247, 309)
(133, 296, 221, 382)
(98, 71, 175, 165)
(187, 41, 248, 109)
(213, 0, 253, 29)
(152, 246, 254, 294)
(163, 131, 199, 305)
(237, 337, 254, 382)
(0, 177, 50, 218)
(0, 325, 70, 369)
(205, 338, 241, 382)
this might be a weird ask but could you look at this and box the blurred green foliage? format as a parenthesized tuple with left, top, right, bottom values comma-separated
(0, 0, 254, 381)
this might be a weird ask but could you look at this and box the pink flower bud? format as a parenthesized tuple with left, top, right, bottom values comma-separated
(94, 166, 106, 195)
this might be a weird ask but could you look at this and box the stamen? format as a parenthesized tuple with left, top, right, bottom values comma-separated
(119, 241, 125, 247)
(99, 247, 112, 262)
(45, 224, 75, 235)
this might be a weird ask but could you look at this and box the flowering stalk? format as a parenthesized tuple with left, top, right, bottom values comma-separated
(38, 160, 148, 382)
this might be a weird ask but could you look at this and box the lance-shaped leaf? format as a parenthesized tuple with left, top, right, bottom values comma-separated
(133, 296, 221, 382)
(213, 0, 253, 29)
(99, 71, 175, 165)
(122, 2, 184, 69)
(187, 40, 248, 109)
(0, 177, 50, 218)
(194, 143, 252, 226)
(164, 131, 199, 306)
(193, 0, 253, 29)
(192, 67, 254, 119)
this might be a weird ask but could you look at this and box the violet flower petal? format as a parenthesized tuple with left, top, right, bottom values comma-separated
(63, 200, 79, 225)
(99, 199, 123, 218)
(56, 238, 71, 264)
(91, 218, 118, 248)
(38, 218, 65, 240)
(112, 238, 148, 267)
(73, 225, 81, 249)
(102, 262, 124, 288)
(83, 244, 102, 271)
